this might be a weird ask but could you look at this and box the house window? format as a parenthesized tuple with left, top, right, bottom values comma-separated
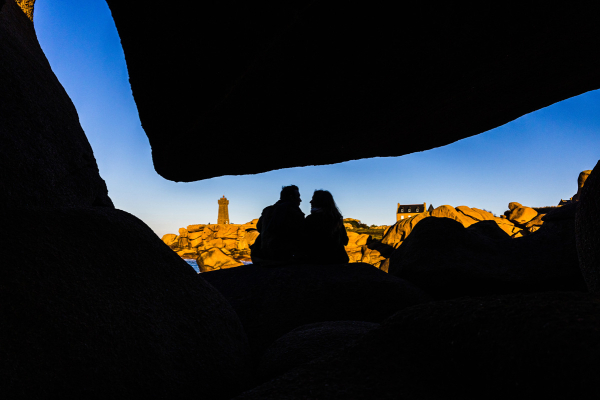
(416, 208, 419, 212)
(408, 208, 411, 212)
(401, 216, 404, 219)
(400, 208, 404, 212)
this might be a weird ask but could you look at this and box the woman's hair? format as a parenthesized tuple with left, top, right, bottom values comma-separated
(312, 190, 344, 232)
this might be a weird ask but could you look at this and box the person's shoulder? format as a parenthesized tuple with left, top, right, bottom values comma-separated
(306, 212, 329, 224)
(261, 204, 274, 214)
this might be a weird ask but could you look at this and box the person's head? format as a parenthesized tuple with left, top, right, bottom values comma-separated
(310, 190, 334, 209)
(280, 185, 301, 206)
(310, 190, 342, 221)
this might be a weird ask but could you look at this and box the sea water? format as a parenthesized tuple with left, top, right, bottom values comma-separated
(184, 259, 251, 273)
(185, 259, 200, 273)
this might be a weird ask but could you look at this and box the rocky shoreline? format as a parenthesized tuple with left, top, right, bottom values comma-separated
(163, 201, 553, 272)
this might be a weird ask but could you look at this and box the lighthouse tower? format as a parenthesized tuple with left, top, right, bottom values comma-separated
(217, 196, 230, 224)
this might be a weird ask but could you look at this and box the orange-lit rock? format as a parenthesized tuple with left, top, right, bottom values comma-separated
(507, 206, 538, 225)
(187, 224, 205, 233)
(508, 202, 522, 211)
(525, 214, 545, 233)
(197, 248, 243, 272)
(16, 0, 34, 21)
(382, 205, 521, 251)
(161, 233, 178, 248)
(204, 238, 224, 250)
(573, 170, 593, 201)
(346, 232, 371, 247)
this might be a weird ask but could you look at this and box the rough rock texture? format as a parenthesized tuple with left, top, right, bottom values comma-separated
(386, 208, 585, 299)
(508, 201, 522, 211)
(507, 205, 538, 224)
(0, 0, 112, 208)
(382, 205, 522, 251)
(104, 2, 600, 181)
(197, 247, 244, 272)
(344, 231, 387, 267)
(258, 321, 379, 382)
(161, 233, 178, 247)
(576, 161, 600, 292)
(0, 208, 250, 399)
(166, 221, 258, 268)
(15, 0, 33, 20)
(235, 292, 600, 399)
(168, 219, 386, 269)
(201, 263, 431, 360)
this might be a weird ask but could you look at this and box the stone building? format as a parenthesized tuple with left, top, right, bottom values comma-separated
(217, 196, 230, 224)
(397, 203, 429, 221)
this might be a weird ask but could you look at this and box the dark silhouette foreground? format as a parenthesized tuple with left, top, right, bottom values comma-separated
(299, 190, 349, 264)
(251, 185, 304, 265)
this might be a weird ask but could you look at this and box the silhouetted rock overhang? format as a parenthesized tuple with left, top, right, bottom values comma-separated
(103, 2, 600, 181)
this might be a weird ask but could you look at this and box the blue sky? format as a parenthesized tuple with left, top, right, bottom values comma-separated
(33, 1, 600, 237)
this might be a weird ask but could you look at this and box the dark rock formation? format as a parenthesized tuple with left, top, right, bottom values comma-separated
(466, 219, 511, 240)
(4, 0, 600, 397)
(0, 0, 112, 208)
(576, 161, 600, 292)
(235, 292, 600, 399)
(1, 3, 251, 398)
(201, 263, 431, 360)
(15, 0, 33, 20)
(387, 212, 585, 299)
(104, 2, 600, 181)
(258, 320, 379, 381)
(0, 208, 250, 399)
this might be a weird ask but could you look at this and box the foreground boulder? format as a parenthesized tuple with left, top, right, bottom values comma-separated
(386, 207, 585, 299)
(201, 263, 431, 359)
(576, 161, 600, 292)
(0, 208, 251, 399)
(0, 0, 112, 209)
(258, 320, 379, 381)
(236, 292, 600, 399)
(0, 3, 251, 397)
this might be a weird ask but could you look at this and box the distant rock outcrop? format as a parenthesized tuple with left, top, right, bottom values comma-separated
(165, 218, 390, 270)
(163, 201, 555, 273)
(381, 203, 543, 253)
(162, 219, 259, 272)
(384, 205, 585, 299)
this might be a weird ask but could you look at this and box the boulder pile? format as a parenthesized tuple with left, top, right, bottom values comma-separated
(162, 203, 549, 272)
(162, 220, 259, 272)
(343, 203, 546, 271)
(381, 203, 543, 252)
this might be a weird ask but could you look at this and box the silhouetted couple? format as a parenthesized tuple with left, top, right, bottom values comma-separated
(250, 185, 349, 265)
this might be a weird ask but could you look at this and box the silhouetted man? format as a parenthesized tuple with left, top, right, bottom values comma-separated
(251, 185, 305, 264)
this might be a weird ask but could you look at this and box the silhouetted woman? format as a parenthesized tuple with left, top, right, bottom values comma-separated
(300, 190, 349, 264)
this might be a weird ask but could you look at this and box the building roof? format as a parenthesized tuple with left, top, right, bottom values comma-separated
(397, 204, 425, 213)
